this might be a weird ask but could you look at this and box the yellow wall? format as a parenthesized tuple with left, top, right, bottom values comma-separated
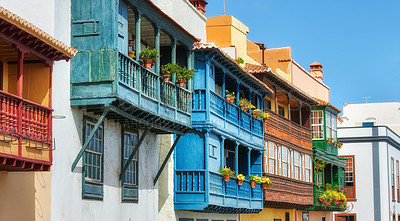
(0, 171, 51, 221)
(241, 208, 295, 221)
(6, 62, 50, 107)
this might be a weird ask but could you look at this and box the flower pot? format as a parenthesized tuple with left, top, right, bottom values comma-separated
(263, 118, 268, 123)
(240, 105, 245, 111)
(252, 115, 259, 119)
(128, 51, 135, 58)
(225, 95, 231, 101)
(178, 78, 186, 87)
(143, 59, 153, 68)
(262, 183, 269, 190)
(250, 181, 256, 188)
(229, 99, 234, 103)
(237, 179, 244, 185)
(224, 175, 230, 182)
(162, 74, 171, 83)
(243, 108, 248, 113)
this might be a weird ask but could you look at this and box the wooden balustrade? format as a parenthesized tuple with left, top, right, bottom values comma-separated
(0, 90, 52, 143)
(264, 109, 312, 149)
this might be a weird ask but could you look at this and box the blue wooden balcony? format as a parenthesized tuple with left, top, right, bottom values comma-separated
(174, 170, 263, 213)
(70, 0, 198, 134)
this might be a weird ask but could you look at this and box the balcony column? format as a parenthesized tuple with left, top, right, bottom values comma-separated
(234, 141, 239, 176)
(16, 49, 25, 156)
(135, 11, 141, 62)
(247, 147, 251, 176)
(220, 136, 226, 168)
(299, 101, 303, 127)
(274, 86, 278, 113)
(235, 80, 239, 106)
(171, 37, 177, 82)
(287, 94, 291, 120)
(187, 49, 193, 91)
(221, 70, 225, 97)
(154, 24, 160, 75)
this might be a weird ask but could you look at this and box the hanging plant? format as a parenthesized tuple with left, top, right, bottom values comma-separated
(314, 158, 328, 173)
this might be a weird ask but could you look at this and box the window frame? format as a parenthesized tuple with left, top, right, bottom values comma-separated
(281, 146, 288, 177)
(82, 115, 104, 200)
(311, 110, 324, 140)
(392, 157, 395, 202)
(397, 160, 399, 202)
(121, 128, 139, 203)
(293, 150, 300, 180)
(341, 155, 356, 201)
(266, 141, 276, 174)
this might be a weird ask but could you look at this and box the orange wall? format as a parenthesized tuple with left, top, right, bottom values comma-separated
(0, 171, 51, 221)
(6, 62, 50, 107)
(291, 62, 330, 102)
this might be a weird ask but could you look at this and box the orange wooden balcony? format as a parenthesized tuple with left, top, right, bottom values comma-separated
(264, 109, 312, 150)
(263, 173, 314, 209)
(0, 90, 52, 171)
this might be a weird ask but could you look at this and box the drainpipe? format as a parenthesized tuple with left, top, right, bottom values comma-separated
(256, 43, 267, 66)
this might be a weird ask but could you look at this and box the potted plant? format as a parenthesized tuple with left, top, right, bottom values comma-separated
(225, 91, 236, 102)
(161, 63, 180, 83)
(260, 112, 270, 122)
(327, 138, 334, 144)
(252, 109, 261, 119)
(337, 141, 343, 149)
(140, 47, 159, 68)
(261, 176, 272, 190)
(177, 67, 198, 87)
(236, 57, 244, 64)
(219, 166, 235, 182)
(237, 174, 245, 185)
(249, 175, 261, 188)
(239, 98, 254, 112)
(314, 158, 328, 173)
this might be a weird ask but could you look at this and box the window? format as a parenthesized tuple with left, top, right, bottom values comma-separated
(285, 212, 290, 221)
(392, 157, 395, 201)
(264, 98, 271, 110)
(397, 160, 399, 202)
(282, 146, 288, 177)
(82, 117, 104, 199)
(266, 141, 275, 174)
(293, 151, 300, 180)
(311, 110, 324, 139)
(278, 106, 285, 117)
(325, 111, 337, 140)
(304, 155, 311, 182)
(342, 155, 356, 200)
(302, 212, 309, 221)
(225, 149, 235, 170)
(121, 130, 139, 202)
(209, 144, 217, 159)
(277, 144, 281, 175)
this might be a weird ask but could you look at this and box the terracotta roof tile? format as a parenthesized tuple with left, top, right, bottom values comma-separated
(312, 97, 341, 113)
(0, 6, 77, 59)
(245, 63, 318, 104)
(193, 42, 273, 94)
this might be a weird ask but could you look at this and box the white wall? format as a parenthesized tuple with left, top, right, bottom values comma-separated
(336, 141, 374, 220)
(340, 102, 400, 134)
(0, 0, 55, 35)
(157, 0, 207, 42)
(51, 0, 160, 220)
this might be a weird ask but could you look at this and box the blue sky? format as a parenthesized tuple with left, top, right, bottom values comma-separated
(205, 0, 400, 111)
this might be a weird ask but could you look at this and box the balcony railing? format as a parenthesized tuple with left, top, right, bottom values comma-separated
(118, 53, 191, 114)
(263, 173, 313, 208)
(175, 170, 263, 211)
(0, 91, 52, 143)
(264, 109, 312, 149)
(312, 186, 346, 211)
(208, 91, 263, 137)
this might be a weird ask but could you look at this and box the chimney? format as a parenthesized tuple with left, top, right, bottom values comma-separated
(309, 61, 323, 81)
(189, 0, 208, 15)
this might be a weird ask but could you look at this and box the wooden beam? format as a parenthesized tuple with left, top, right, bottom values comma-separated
(153, 134, 181, 185)
(71, 108, 109, 171)
(120, 127, 151, 180)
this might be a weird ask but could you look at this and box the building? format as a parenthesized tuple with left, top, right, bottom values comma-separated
(49, 0, 204, 220)
(0, 3, 76, 220)
(206, 15, 346, 221)
(335, 102, 400, 221)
